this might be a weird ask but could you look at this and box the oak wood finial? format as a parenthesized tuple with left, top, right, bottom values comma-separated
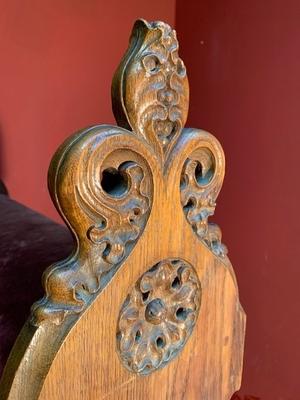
(0, 19, 245, 400)
(112, 19, 189, 161)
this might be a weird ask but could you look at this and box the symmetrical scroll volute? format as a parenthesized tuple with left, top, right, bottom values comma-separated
(31, 18, 226, 326)
(0, 18, 245, 400)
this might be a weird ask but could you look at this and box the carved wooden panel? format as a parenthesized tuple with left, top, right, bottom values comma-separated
(0, 19, 245, 400)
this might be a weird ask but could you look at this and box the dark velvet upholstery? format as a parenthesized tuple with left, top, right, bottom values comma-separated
(0, 181, 8, 196)
(0, 194, 74, 377)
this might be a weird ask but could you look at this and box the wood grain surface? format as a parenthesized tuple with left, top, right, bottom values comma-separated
(0, 19, 245, 400)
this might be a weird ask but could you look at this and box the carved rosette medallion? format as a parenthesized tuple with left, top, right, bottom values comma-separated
(116, 259, 201, 375)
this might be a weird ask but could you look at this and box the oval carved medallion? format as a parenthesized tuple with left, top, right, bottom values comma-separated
(116, 258, 201, 375)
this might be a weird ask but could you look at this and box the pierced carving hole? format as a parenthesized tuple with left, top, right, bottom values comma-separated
(133, 208, 141, 216)
(144, 364, 152, 373)
(171, 276, 181, 290)
(102, 243, 111, 258)
(145, 299, 166, 325)
(135, 330, 142, 343)
(177, 59, 186, 77)
(101, 167, 129, 197)
(195, 160, 215, 186)
(170, 123, 178, 137)
(176, 307, 188, 321)
(98, 217, 107, 230)
(116, 331, 122, 342)
(149, 263, 159, 273)
(156, 336, 165, 349)
(183, 198, 195, 212)
(142, 291, 150, 302)
(180, 174, 187, 190)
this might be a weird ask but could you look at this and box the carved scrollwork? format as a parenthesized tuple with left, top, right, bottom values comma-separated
(112, 19, 189, 161)
(28, 17, 229, 328)
(112, 19, 229, 262)
(179, 131, 228, 259)
(31, 128, 154, 325)
(31, 19, 229, 326)
(116, 259, 201, 375)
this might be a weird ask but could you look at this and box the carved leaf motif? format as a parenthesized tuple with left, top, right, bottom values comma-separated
(180, 145, 228, 259)
(112, 20, 229, 263)
(112, 19, 189, 161)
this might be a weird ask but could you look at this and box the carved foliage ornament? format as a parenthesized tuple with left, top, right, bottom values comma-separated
(31, 19, 227, 327)
(116, 259, 201, 375)
(180, 145, 228, 259)
(112, 18, 227, 260)
(112, 19, 189, 161)
(31, 130, 154, 325)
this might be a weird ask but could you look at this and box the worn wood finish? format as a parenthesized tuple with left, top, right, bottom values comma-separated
(0, 19, 245, 399)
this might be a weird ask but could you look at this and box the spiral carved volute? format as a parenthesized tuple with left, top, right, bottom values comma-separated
(31, 130, 153, 325)
(180, 144, 228, 259)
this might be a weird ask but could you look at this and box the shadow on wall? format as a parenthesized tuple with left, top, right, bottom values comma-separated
(0, 125, 8, 195)
(0, 124, 4, 178)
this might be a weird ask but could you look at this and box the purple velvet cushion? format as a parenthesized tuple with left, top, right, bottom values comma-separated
(0, 194, 73, 377)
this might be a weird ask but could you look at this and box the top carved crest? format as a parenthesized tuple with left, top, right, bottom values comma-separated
(112, 19, 189, 161)
(30, 19, 227, 327)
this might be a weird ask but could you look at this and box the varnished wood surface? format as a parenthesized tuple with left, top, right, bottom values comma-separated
(0, 19, 245, 400)
(38, 163, 245, 399)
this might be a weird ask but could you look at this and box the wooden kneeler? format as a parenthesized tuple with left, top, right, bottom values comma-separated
(0, 19, 246, 400)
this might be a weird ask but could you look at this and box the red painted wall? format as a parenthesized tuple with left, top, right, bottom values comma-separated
(1, 1, 299, 397)
(176, 1, 300, 399)
(0, 0, 175, 222)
